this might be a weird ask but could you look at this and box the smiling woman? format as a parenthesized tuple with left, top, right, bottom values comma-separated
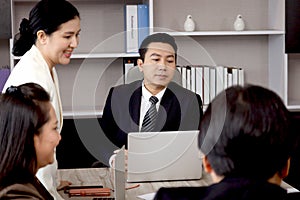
(1, 0, 81, 199)
(0, 83, 60, 199)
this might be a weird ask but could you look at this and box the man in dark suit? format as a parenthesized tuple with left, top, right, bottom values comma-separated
(100, 33, 203, 148)
(154, 85, 300, 200)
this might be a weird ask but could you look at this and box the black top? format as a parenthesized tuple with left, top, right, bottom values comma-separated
(154, 177, 300, 200)
(0, 176, 54, 199)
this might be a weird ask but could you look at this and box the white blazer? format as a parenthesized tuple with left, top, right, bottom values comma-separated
(3, 45, 64, 200)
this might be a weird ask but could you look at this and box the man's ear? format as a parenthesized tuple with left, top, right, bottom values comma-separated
(202, 156, 213, 173)
(137, 59, 143, 72)
(279, 158, 291, 179)
(36, 30, 47, 45)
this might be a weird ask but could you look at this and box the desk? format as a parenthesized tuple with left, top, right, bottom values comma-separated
(57, 168, 213, 199)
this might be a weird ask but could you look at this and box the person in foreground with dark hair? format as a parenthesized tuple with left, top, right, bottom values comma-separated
(154, 84, 300, 200)
(2, 0, 80, 198)
(0, 83, 61, 199)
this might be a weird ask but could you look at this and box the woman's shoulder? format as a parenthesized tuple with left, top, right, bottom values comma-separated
(0, 182, 51, 200)
(13, 45, 49, 73)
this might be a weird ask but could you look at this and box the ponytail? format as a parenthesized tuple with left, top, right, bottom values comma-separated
(12, 18, 35, 56)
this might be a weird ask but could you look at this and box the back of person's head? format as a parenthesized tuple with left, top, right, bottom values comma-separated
(198, 84, 295, 180)
(139, 33, 178, 62)
(0, 83, 50, 188)
(13, 0, 80, 56)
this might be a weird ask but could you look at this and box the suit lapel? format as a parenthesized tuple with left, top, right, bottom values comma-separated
(129, 84, 142, 131)
(155, 88, 174, 131)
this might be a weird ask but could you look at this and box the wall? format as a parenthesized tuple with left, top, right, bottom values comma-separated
(0, 39, 10, 67)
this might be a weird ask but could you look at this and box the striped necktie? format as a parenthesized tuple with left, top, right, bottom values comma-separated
(141, 96, 159, 132)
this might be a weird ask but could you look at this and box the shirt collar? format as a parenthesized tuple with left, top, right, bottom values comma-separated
(141, 81, 166, 102)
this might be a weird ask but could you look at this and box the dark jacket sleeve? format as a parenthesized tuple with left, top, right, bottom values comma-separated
(182, 92, 203, 130)
(154, 187, 206, 200)
(100, 83, 140, 148)
(100, 87, 124, 147)
(169, 82, 203, 131)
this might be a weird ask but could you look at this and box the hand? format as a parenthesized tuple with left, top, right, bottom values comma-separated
(57, 180, 72, 191)
(111, 149, 128, 172)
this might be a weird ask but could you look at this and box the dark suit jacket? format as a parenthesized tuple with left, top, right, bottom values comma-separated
(100, 80, 203, 148)
(154, 177, 300, 200)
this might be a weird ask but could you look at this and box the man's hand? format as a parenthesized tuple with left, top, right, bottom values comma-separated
(111, 149, 128, 171)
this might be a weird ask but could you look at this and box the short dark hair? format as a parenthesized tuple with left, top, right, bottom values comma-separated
(198, 85, 295, 180)
(138, 33, 178, 62)
(13, 0, 80, 56)
(0, 83, 50, 188)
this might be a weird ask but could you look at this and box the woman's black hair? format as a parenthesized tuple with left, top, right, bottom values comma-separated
(0, 83, 50, 188)
(13, 0, 80, 56)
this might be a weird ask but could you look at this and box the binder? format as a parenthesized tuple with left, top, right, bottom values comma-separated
(123, 58, 137, 84)
(209, 66, 216, 102)
(191, 66, 196, 93)
(215, 66, 224, 96)
(195, 66, 203, 100)
(238, 68, 244, 86)
(223, 67, 228, 90)
(137, 4, 149, 48)
(227, 69, 233, 88)
(186, 66, 191, 90)
(181, 66, 187, 89)
(125, 5, 138, 53)
(203, 66, 210, 105)
(232, 67, 238, 86)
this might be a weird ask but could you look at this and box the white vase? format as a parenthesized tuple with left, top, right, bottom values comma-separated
(234, 14, 245, 31)
(184, 15, 195, 32)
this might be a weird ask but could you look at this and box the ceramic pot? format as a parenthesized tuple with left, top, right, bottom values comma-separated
(184, 15, 195, 32)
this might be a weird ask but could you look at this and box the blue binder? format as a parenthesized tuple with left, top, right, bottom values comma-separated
(137, 4, 149, 48)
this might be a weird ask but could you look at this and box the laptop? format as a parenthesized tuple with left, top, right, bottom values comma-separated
(127, 130, 202, 183)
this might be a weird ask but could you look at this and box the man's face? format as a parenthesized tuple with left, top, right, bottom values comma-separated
(138, 42, 176, 94)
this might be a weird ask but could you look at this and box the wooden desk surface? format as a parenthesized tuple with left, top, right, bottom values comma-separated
(57, 167, 213, 199)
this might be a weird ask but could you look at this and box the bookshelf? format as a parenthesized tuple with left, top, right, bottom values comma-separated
(151, 0, 293, 110)
(7, 0, 300, 117)
(10, 0, 149, 118)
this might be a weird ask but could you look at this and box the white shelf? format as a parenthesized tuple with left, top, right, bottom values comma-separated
(12, 0, 117, 1)
(63, 110, 103, 119)
(154, 30, 284, 36)
(287, 105, 300, 111)
(13, 52, 140, 60)
(71, 53, 139, 59)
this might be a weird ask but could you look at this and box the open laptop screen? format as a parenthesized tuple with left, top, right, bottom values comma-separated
(127, 130, 202, 182)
